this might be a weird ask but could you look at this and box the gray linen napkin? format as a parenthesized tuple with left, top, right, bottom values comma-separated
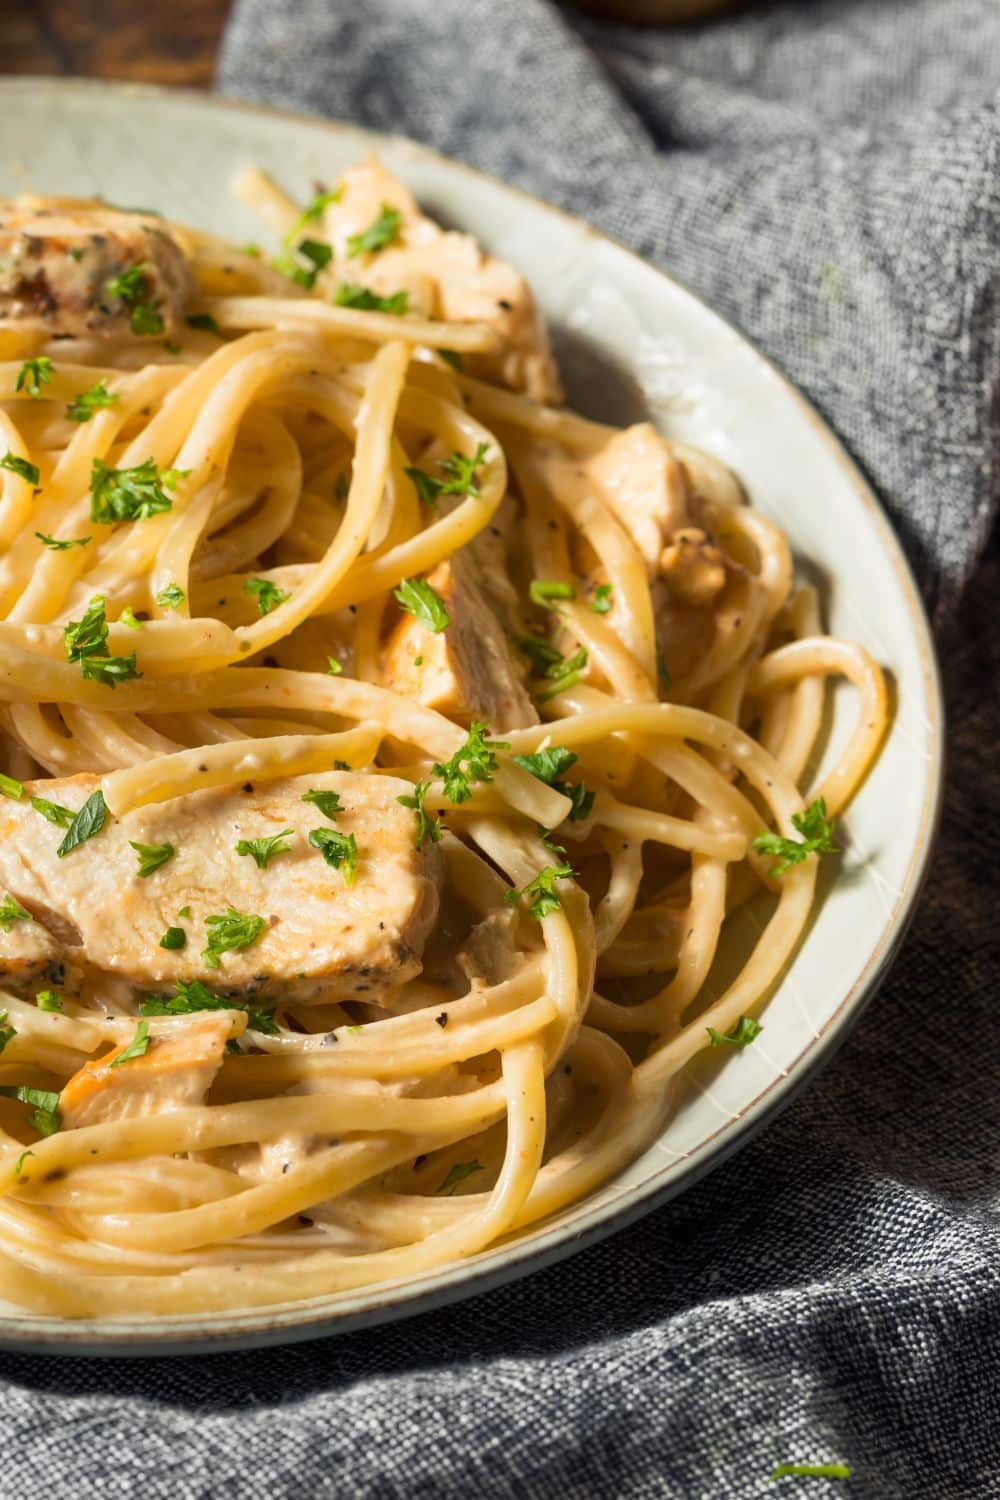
(2, 4, 997, 1497)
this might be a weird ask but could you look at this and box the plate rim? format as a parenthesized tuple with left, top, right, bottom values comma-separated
(0, 77, 945, 1357)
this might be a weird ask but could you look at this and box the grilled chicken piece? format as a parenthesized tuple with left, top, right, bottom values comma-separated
(59, 1013, 232, 1130)
(382, 545, 538, 732)
(0, 198, 193, 337)
(586, 424, 692, 576)
(320, 157, 563, 403)
(0, 772, 441, 1004)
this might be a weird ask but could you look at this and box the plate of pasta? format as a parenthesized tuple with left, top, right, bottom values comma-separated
(0, 81, 941, 1354)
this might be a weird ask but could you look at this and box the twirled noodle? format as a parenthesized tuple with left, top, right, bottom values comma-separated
(0, 162, 887, 1318)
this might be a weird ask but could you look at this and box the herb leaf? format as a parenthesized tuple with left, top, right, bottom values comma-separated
(156, 582, 185, 610)
(202, 909, 266, 969)
(80, 652, 141, 687)
(186, 313, 224, 338)
(57, 789, 107, 858)
(393, 577, 450, 633)
(308, 828, 358, 884)
(530, 579, 575, 607)
(347, 203, 402, 258)
(334, 283, 408, 315)
(0, 1011, 14, 1053)
(1, 452, 40, 485)
(404, 442, 490, 508)
(286, 186, 343, 242)
(397, 780, 442, 848)
(66, 378, 117, 423)
(589, 583, 613, 614)
(504, 863, 574, 921)
(753, 798, 838, 876)
(512, 747, 595, 825)
(35, 990, 62, 1013)
(432, 721, 509, 805)
(141, 978, 277, 1034)
(326, 655, 343, 676)
(106, 262, 163, 336)
(437, 348, 463, 371)
(90, 457, 180, 524)
(111, 1019, 151, 1068)
(236, 829, 295, 869)
(272, 237, 333, 290)
(437, 1160, 484, 1195)
(0, 773, 24, 800)
(64, 595, 109, 661)
(15, 358, 53, 398)
(536, 646, 588, 703)
(0, 1086, 61, 1136)
(301, 789, 343, 821)
(0, 895, 32, 932)
(244, 576, 291, 616)
(30, 795, 76, 828)
(35, 531, 91, 551)
(159, 926, 186, 950)
(706, 1016, 762, 1048)
(129, 840, 176, 878)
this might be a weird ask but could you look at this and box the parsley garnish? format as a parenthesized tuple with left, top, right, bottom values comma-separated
(111, 1020, 151, 1068)
(437, 349, 463, 371)
(141, 978, 277, 1034)
(244, 576, 290, 616)
(35, 531, 91, 550)
(707, 1016, 762, 1048)
(66, 378, 117, 423)
(129, 840, 176, 878)
(326, 655, 343, 675)
(0, 1086, 60, 1136)
(308, 828, 358, 884)
(15, 357, 53, 398)
(156, 582, 185, 610)
(35, 990, 62, 1012)
(394, 577, 450, 633)
(404, 442, 490, 508)
(511, 747, 594, 823)
(334, 283, 408, 315)
(656, 649, 671, 690)
(535, 646, 588, 703)
(432, 721, 509, 805)
(0, 773, 24, 800)
(81, 652, 141, 687)
(515, 632, 563, 674)
(30, 795, 75, 828)
(0, 1011, 15, 1053)
(530, 579, 575, 607)
(56, 789, 107, 858)
(753, 798, 838, 875)
(397, 780, 442, 848)
(590, 583, 612, 614)
(334, 472, 349, 502)
(0, 452, 40, 485)
(186, 313, 224, 338)
(202, 909, 266, 969)
(301, 789, 343, 821)
(770, 1464, 850, 1481)
(106, 262, 163, 335)
(0, 894, 32, 931)
(177, 905, 191, 919)
(236, 830, 294, 869)
(159, 926, 186, 950)
(119, 607, 143, 630)
(90, 457, 182, 524)
(347, 203, 402, 258)
(285, 186, 343, 242)
(15, 1149, 34, 1176)
(63, 595, 139, 683)
(437, 1160, 484, 1195)
(504, 864, 574, 920)
(272, 237, 333, 290)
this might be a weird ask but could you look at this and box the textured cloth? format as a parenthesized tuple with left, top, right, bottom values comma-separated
(4, 4, 999, 1497)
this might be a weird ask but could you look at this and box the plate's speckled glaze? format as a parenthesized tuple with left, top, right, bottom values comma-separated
(0, 80, 943, 1357)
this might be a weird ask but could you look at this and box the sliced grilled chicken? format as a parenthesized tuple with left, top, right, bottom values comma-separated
(586, 423, 693, 576)
(59, 1013, 232, 1130)
(0, 772, 442, 1004)
(0, 198, 193, 337)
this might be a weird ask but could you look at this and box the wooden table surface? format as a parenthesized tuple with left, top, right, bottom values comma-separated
(3, 0, 231, 89)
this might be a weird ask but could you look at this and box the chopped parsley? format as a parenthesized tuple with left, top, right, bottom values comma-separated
(511, 746, 595, 824)
(177, 905, 191, 919)
(656, 650, 671, 691)
(56, 789, 107, 858)
(0, 452, 40, 485)
(35, 531, 91, 551)
(301, 789, 343, 821)
(530, 579, 575, 607)
(201, 909, 267, 969)
(111, 1019, 151, 1068)
(589, 583, 613, 614)
(334, 472, 349, 502)
(404, 441, 490, 508)
(129, 840, 176, 878)
(394, 577, 450, 633)
(81, 652, 141, 687)
(0, 1086, 61, 1136)
(14, 357, 53, 398)
(119, 607, 143, 630)
(308, 828, 358, 884)
(35, 991, 62, 1013)
(63, 595, 140, 684)
(437, 1160, 484, 1195)
(753, 798, 838, 875)
(141, 978, 277, 1035)
(156, 582, 185, 610)
(30, 795, 75, 828)
(707, 1016, 762, 1048)
(14, 1149, 34, 1176)
(186, 313, 224, 338)
(532, 646, 588, 703)
(105, 262, 163, 335)
(244, 576, 290, 616)
(770, 1464, 850, 1481)
(235, 829, 295, 869)
(65, 378, 117, 423)
(286, 186, 342, 242)
(0, 773, 24, 800)
(347, 203, 402, 258)
(397, 780, 442, 848)
(504, 863, 574, 921)
(0, 894, 32, 931)
(90, 457, 185, 524)
(0, 1012, 15, 1053)
(326, 655, 343, 675)
(334, 283, 409, 315)
(432, 721, 509, 805)
(437, 348, 463, 371)
(159, 926, 186, 950)
(272, 237, 333, 290)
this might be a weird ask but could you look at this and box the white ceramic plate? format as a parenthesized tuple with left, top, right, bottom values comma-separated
(0, 80, 943, 1356)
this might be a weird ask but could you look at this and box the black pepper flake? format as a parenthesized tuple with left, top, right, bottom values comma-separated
(243, 782, 254, 793)
(413, 1154, 428, 1170)
(435, 1012, 448, 1028)
(497, 298, 512, 310)
(197, 763, 208, 773)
